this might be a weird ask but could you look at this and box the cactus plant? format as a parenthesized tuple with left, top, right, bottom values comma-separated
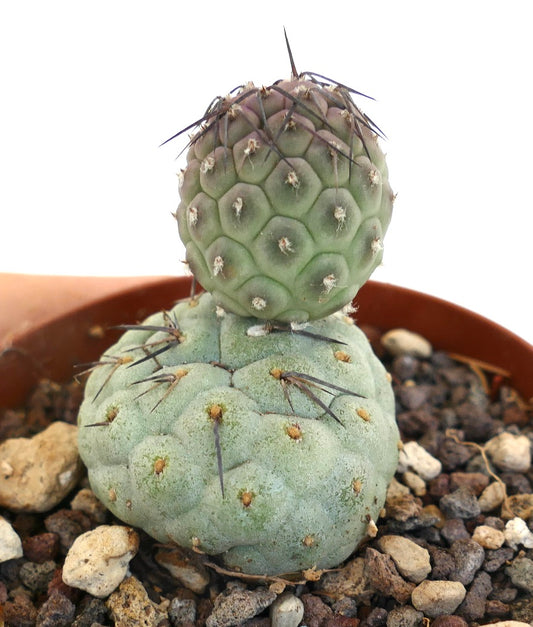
(78, 292, 399, 575)
(171, 54, 394, 322)
(77, 36, 400, 577)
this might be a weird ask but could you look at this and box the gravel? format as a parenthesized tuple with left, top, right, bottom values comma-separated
(1, 325, 533, 625)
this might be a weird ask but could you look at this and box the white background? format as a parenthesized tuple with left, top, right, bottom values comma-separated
(1, 1, 532, 344)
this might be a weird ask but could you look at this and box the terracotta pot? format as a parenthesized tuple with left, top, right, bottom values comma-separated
(1, 273, 532, 410)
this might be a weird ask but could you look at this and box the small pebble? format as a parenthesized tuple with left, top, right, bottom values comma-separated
(18, 559, 56, 593)
(457, 570, 492, 621)
(363, 607, 388, 627)
(386, 506, 441, 533)
(387, 477, 411, 499)
(155, 545, 210, 594)
(501, 472, 532, 495)
(70, 487, 108, 523)
(381, 329, 432, 358)
(2, 591, 38, 624)
(397, 410, 439, 439)
(402, 471, 426, 497)
(484, 515, 505, 530)
(0, 515, 23, 562)
(169, 596, 197, 625)
(502, 493, 533, 520)
(449, 538, 485, 585)
(455, 402, 495, 441)
(316, 557, 372, 603)
(491, 585, 518, 605)
(35, 590, 76, 627)
(62, 525, 139, 598)
(485, 622, 532, 627)
(377, 535, 431, 583)
(44, 509, 93, 552)
(504, 517, 533, 549)
(441, 518, 470, 544)
(472, 524, 505, 549)
(411, 580, 466, 617)
(301, 593, 333, 626)
(479, 480, 507, 512)
(506, 557, 533, 594)
(486, 599, 511, 618)
(270, 593, 304, 627)
(510, 597, 533, 624)
(0, 421, 83, 513)
(449, 471, 489, 495)
(439, 486, 481, 520)
(437, 437, 474, 471)
(332, 597, 358, 618)
(391, 354, 419, 381)
(428, 474, 451, 499)
(386, 605, 424, 627)
(485, 432, 531, 473)
(364, 547, 415, 604)
(22, 532, 59, 563)
(206, 583, 276, 627)
(399, 384, 429, 410)
(484, 547, 516, 573)
(398, 441, 442, 481)
(71, 596, 110, 627)
(106, 576, 168, 626)
(385, 493, 423, 523)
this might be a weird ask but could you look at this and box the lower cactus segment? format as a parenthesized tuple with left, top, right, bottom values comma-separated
(77, 293, 399, 575)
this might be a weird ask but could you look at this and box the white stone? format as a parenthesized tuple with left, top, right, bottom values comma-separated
(62, 525, 139, 598)
(398, 441, 442, 481)
(479, 480, 507, 512)
(381, 329, 432, 358)
(377, 535, 431, 583)
(402, 471, 427, 496)
(270, 593, 304, 627)
(0, 516, 23, 562)
(472, 524, 505, 549)
(0, 421, 83, 513)
(485, 432, 531, 473)
(504, 517, 533, 550)
(411, 580, 466, 617)
(485, 623, 532, 627)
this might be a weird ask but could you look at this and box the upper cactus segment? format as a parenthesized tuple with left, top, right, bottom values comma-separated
(171, 63, 394, 322)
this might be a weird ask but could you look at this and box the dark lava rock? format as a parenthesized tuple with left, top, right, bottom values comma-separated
(457, 570, 492, 621)
(440, 487, 481, 520)
(449, 538, 486, 585)
(35, 590, 76, 627)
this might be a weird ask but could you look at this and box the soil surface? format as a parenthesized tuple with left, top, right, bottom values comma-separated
(1, 324, 533, 626)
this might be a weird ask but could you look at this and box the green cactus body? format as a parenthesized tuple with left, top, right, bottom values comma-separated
(176, 77, 394, 323)
(78, 293, 399, 575)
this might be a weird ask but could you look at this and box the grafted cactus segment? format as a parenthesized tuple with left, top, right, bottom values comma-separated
(173, 73, 394, 322)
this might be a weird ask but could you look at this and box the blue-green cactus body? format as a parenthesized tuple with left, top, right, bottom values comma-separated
(78, 293, 399, 575)
(176, 77, 394, 323)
